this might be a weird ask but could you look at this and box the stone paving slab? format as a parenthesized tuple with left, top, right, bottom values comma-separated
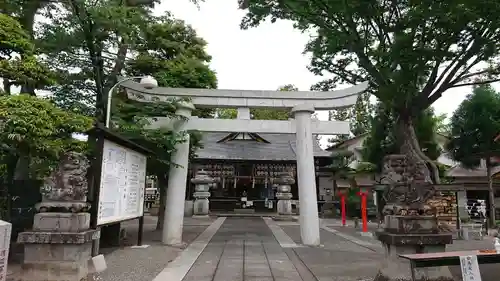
(182, 217, 305, 281)
(279, 224, 381, 281)
(107, 217, 500, 281)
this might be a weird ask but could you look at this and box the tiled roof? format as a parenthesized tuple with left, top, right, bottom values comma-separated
(195, 132, 330, 161)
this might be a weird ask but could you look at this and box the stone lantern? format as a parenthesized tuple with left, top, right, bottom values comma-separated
(191, 170, 215, 217)
(275, 171, 295, 219)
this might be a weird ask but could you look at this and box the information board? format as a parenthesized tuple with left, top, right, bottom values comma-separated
(97, 139, 147, 226)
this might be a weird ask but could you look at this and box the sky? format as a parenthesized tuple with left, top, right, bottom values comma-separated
(157, 0, 499, 122)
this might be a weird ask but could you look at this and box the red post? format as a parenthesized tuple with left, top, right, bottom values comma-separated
(357, 191, 368, 232)
(338, 192, 346, 226)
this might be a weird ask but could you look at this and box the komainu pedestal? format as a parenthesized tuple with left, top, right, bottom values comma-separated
(374, 216, 453, 281)
(17, 152, 101, 281)
(375, 154, 453, 281)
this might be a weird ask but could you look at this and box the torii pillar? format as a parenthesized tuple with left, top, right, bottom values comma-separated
(292, 104, 320, 246)
(162, 102, 195, 246)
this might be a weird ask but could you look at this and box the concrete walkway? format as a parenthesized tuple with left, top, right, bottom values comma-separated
(144, 216, 500, 281)
(153, 217, 315, 281)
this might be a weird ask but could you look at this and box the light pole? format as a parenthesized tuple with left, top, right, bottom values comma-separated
(105, 76, 158, 127)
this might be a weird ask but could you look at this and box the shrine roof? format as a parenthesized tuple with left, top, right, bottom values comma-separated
(195, 132, 330, 161)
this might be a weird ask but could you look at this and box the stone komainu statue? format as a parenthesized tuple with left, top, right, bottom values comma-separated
(36, 151, 91, 213)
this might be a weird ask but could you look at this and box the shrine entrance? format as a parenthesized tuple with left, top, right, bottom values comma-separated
(206, 161, 298, 213)
(122, 80, 368, 246)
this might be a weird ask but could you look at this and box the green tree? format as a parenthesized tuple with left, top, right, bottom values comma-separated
(326, 109, 350, 147)
(325, 93, 373, 148)
(0, 14, 52, 95)
(446, 85, 500, 225)
(36, 0, 158, 118)
(118, 15, 218, 230)
(0, 95, 92, 219)
(363, 103, 441, 171)
(126, 16, 218, 119)
(433, 113, 450, 136)
(8, 0, 216, 229)
(238, 0, 500, 188)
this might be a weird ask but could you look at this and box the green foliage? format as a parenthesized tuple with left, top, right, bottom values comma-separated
(36, 0, 158, 116)
(125, 15, 218, 118)
(9, 0, 218, 178)
(446, 85, 500, 168)
(434, 113, 450, 136)
(239, 0, 500, 168)
(239, 1, 500, 108)
(0, 14, 52, 94)
(362, 103, 441, 170)
(216, 84, 297, 120)
(326, 93, 373, 147)
(0, 94, 92, 177)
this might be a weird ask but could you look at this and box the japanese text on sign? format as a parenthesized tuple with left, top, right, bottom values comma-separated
(459, 255, 482, 281)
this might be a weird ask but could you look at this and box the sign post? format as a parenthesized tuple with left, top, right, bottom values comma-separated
(337, 191, 347, 227)
(357, 191, 368, 233)
(0, 220, 11, 281)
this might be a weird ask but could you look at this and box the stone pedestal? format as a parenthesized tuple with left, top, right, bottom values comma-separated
(374, 215, 453, 281)
(17, 213, 100, 281)
(184, 200, 194, 217)
(191, 170, 214, 218)
(274, 172, 295, 221)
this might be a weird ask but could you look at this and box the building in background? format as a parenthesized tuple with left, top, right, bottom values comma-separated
(187, 109, 333, 212)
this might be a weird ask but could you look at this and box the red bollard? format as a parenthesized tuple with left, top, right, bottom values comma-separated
(338, 192, 346, 227)
(357, 191, 368, 232)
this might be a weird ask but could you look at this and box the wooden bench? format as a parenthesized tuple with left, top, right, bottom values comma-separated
(399, 250, 500, 281)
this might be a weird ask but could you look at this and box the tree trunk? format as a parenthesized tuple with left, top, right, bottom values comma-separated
(486, 157, 496, 227)
(382, 117, 440, 214)
(397, 116, 440, 185)
(156, 175, 168, 231)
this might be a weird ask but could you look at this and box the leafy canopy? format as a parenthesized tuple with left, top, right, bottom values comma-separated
(0, 94, 92, 177)
(0, 14, 52, 94)
(446, 85, 500, 168)
(239, 0, 500, 117)
(362, 103, 442, 170)
(19, 0, 217, 177)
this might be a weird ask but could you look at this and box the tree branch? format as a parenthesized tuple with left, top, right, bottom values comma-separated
(106, 38, 129, 88)
(339, 2, 387, 87)
(448, 78, 500, 89)
(423, 29, 489, 108)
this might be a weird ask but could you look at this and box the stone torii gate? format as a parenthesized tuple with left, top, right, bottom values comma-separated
(121, 80, 368, 246)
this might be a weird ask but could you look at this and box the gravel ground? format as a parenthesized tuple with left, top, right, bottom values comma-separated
(280, 225, 381, 281)
(98, 216, 214, 281)
(7, 215, 214, 281)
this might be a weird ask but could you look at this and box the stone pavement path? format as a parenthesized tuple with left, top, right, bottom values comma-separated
(182, 217, 309, 281)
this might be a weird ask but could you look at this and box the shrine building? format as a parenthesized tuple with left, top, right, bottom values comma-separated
(187, 110, 334, 212)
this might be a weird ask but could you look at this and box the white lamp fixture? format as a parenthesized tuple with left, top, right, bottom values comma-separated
(140, 75, 158, 89)
(105, 75, 159, 128)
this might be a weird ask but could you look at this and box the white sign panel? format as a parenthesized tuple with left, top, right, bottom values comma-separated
(97, 139, 147, 226)
(0, 220, 11, 281)
(459, 255, 482, 281)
